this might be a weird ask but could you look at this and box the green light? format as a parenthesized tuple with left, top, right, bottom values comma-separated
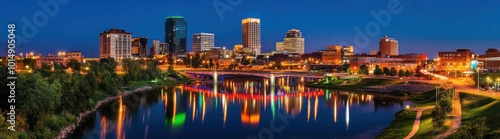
(167, 16, 184, 19)
(165, 113, 186, 128)
(172, 113, 186, 127)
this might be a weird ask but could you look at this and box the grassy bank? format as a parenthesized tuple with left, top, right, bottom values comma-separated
(306, 78, 402, 90)
(412, 110, 449, 139)
(458, 93, 500, 129)
(377, 88, 451, 139)
(376, 110, 417, 139)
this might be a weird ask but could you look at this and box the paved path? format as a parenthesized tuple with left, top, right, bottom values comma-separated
(434, 78, 468, 139)
(404, 106, 435, 139)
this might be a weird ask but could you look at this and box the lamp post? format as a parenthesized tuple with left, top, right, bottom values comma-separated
(487, 77, 491, 91)
(190, 56, 193, 69)
(497, 78, 500, 92)
(477, 68, 480, 93)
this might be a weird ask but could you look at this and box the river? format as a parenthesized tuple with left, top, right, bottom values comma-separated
(69, 76, 411, 139)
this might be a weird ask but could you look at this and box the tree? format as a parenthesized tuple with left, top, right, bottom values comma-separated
(17, 73, 62, 129)
(383, 67, 390, 76)
(23, 58, 37, 70)
(341, 63, 350, 72)
(192, 54, 202, 68)
(209, 58, 214, 69)
(347, 68, 353, 75)
(374, 65, 383, 76)
(390, 67, 397, 76)
(453, 117, 489, 139)
(167, 56, 175, 74)
(66, 59, 81, 72)
(122, 59, 141, 82)
(438, 92, 453, 113)
(405, 69, 411, 77)
(359, 64, 369, 75)
(41, 63, 51, 70)
(431, 105, 446, 127)
(274, 61, 283, 70)
(398, 69, 405, 77)
(415, 66, 423, 77)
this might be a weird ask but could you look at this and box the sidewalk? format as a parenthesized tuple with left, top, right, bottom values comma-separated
(403, 106, 435, 139)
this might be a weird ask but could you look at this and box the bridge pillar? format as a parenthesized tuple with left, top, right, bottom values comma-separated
(270, 74, 276, 87)
(213, 71, 218, 83)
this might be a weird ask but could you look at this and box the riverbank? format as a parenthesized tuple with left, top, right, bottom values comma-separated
(446, 92, 500, 138)
(306, 78, 436, 97)
(56, 86, 154, 139)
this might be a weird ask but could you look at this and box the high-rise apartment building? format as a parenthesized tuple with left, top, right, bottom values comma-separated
(131, 37, 148, 58)
(193, 33, 215, 53)
(165, 16, 187, 54)
(283, 29, 305, 54)
(242, 18, 261, 56)
(99, 28, 132, 60)
(379, 36, 398, 57)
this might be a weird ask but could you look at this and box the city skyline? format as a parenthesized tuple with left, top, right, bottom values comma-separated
(2, 0, 500, 58)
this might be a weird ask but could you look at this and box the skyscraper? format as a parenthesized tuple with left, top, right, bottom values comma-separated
(242, 18, 261, 56)
(379, 36, 398, 57)
(193, 33, 215, 53)
(131, 37, 148, 58)
(165, 16, 187, 54)
(99, 28, 132, 60)
(283, 29, 305, 54)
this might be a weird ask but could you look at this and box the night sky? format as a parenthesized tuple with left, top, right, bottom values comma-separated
(2, 0, 500, 58)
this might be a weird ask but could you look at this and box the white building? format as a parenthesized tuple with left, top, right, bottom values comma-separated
(99, 28, 132, 60)
(193, 33, 215, 53)
(283, 29, 305, 54)
(276, 41, 284, 51)
(242, 18, 261, 56)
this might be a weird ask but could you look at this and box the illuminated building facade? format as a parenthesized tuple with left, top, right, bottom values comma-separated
(379, 36, 398, 57)
(437, 48, 473, 73)
(131, 37, 148, 58)
(193, 33, 215, 53)
(165, 16, 187, 54)
(242, 18, 261, 56)
(283, 29, 305, 54)
(99, 28, 132, 60)
(322, 46, 354, 64)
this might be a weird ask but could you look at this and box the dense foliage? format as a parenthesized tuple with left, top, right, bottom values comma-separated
(0, 58, 185, 138)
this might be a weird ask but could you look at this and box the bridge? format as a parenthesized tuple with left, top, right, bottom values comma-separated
(184, 70, 324, 79)
(183, 70, 324, 86)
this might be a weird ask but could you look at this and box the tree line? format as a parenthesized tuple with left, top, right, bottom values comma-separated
(0, 57, 179, 138)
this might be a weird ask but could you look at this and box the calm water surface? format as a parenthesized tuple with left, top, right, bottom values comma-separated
(70, 76, 411, 139)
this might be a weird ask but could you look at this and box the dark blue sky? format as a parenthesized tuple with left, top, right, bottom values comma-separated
(2, 0, 500, 58)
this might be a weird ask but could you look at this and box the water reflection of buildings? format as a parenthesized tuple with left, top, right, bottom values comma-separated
(181, 78, 408, 130)
(163, 87, 188, 131)
(241, 99, 261, 126)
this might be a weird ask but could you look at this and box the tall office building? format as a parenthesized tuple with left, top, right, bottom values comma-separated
(131, 37, 148, 58)
(379, 36, 398, 57)
(276, 42, 284, 51)
(99, 28, 132, 60)
(193, 33, 215, 53)
(283, 29, 305, 54)
(165, 16, 187, 54)
(242, 18, 261, 56)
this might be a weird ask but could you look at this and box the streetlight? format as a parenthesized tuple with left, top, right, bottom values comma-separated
(497, 78, 500, 92)
(487, 77, 491, 90)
